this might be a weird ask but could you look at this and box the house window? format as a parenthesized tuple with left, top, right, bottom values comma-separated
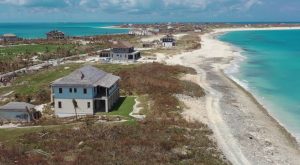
(74, 88, 77, 93)
(87, 102, 91, 108)
(59, 88, 63, 93)
(83, 88, 87, 94)
(58, 101, 62, 108)
(69, 88, 73, 93)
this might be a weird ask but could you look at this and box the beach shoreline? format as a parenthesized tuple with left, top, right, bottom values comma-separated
(215, 27, 300, 144)
(163, 26, 300, 165)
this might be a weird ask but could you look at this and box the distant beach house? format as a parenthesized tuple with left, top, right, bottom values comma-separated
(142, 42, 154, 48)
(99, 50, 111, 58)
(161, 35, 176, 48)
(194, 28, 202, 33)
(99, 41, 141, 61)
(0, 102, 40, 122)
(46, 30, 65, 40)
(51, 65, 120, 117)
(0, 33, 19, 42)
(147, 28, 160, 33)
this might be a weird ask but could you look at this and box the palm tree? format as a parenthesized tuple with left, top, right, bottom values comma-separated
(72, 99, 79, 120)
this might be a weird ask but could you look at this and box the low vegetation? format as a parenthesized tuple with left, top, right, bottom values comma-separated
(0, 44, 78, 73)
(141, 33, 201, 56)
(0, 63, 136, 104)
(118, 63, 203, 117)
(0, 34, 141, 73)
(0, 44, 74, 59)
(0, 63, 229, 164)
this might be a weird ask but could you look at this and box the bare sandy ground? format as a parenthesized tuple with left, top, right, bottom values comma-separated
(141, 33, 187, 42)
(161, 27, 300, 165)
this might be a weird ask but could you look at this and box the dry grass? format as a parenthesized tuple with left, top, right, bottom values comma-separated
(0, 63, 230, 165)
(117, 63, 202, 117)
(0, 120, 227, 165)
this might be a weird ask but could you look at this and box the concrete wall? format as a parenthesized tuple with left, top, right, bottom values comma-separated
(53, 87, 95, 99)
(52, 83, 120, 116)
(111, 51, 140, 61)
(162, 42, 175, 48)
(0, 111, 30, 122)
(54, 99, 94, 117)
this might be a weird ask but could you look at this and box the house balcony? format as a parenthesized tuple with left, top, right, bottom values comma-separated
(95, 93, 108, 100)
(94, 86, 108, 100)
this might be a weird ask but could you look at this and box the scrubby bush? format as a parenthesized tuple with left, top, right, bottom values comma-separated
(117, 63, 204, 117)
(0, 63, 228, 165)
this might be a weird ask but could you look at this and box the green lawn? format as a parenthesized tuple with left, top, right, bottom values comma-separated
(97, 96, 136, 118)
(0, 44, 74, 60)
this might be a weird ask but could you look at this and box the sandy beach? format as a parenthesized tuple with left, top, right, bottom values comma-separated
(161, 27, 300, 165)
(98, 26, 132, 30)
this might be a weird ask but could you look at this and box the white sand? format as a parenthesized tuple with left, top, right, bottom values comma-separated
(141, 34, 164, 42)
(161, 27, 300, 165)
(98, 26, 131, 30)
(173, 33, 188, 39)
(0, 123, 20, 129)
(130, 98, 146, 120)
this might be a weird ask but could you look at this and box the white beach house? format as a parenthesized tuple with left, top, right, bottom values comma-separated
(99, 41, 141, 62)
(51, 65, 120, 117)
(161, 34, 176, 48)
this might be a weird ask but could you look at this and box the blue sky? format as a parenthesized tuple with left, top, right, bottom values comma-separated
(0, 0, 299, 22)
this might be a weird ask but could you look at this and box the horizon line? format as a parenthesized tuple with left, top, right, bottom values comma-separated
(0, 21, 300, 24)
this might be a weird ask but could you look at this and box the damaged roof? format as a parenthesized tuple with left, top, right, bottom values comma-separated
(0, 102, 35, 112)
(52, 65, 120, 88)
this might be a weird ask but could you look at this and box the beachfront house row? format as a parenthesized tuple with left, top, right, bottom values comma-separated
(51, 65, 120, 117)
(100, 41, 141, 61)
(161, 34, 176, 48)
(46, 30, 65, 40)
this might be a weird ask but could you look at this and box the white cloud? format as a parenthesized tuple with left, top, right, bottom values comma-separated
(163, 0, 210, 9)
(0, 0, 27, 5)
(0, 0, 70, 8)
(0, 0, 264, 16)
(244, 0, 262, 10)
(232, 0, 262, 11)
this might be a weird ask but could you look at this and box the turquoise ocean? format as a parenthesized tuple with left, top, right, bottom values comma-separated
(0, 22, 129, 39)
(219, 30, 300, 141)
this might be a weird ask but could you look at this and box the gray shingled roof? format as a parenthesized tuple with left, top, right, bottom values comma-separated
(52, 65, 120, 88)
(0, 102, 35, 112)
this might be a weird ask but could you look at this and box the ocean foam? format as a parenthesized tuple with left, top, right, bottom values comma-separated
(219, 30, 300, 144)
